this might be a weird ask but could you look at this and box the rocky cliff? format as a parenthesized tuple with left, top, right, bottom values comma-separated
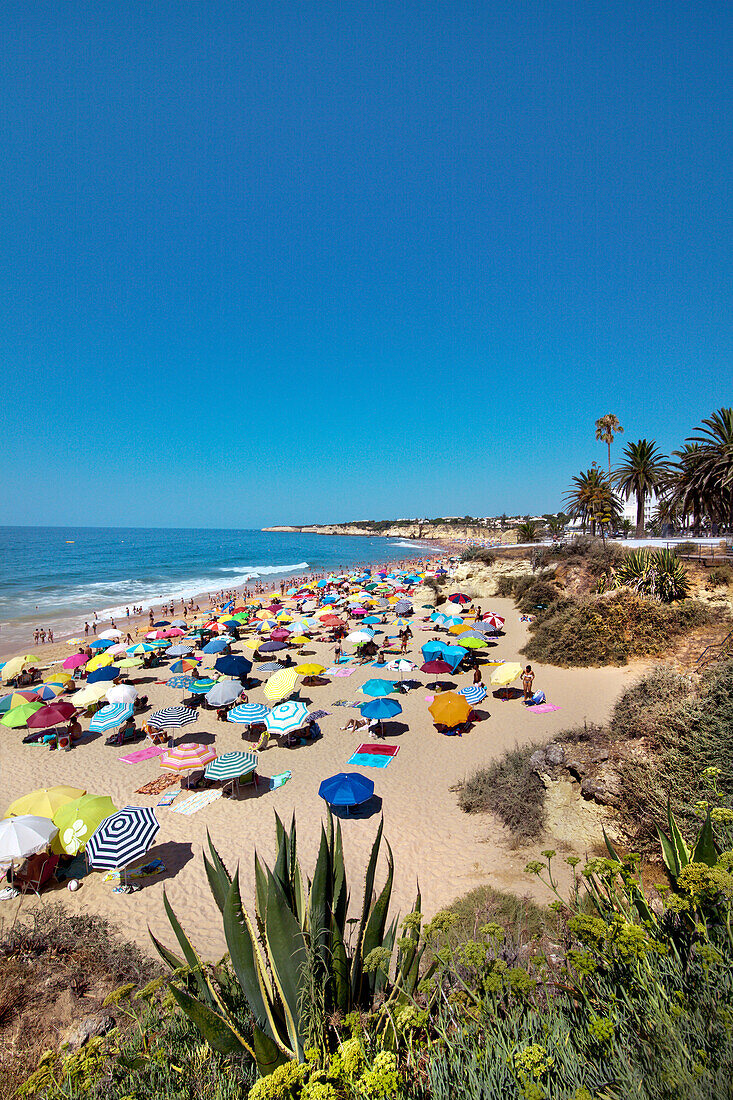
(262, 522, 517, 543)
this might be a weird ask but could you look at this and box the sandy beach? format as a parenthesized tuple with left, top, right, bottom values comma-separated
(0, 561, 642, 961)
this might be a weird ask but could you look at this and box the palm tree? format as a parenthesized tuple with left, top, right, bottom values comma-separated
(564, 467, 620, 536)
(615, 439, 667, 539)
(595, 414, 624, 480)
(662, 443, 707, 534)
(689, 407, 733, 528)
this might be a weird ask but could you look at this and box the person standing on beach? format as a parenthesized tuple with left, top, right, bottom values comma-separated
(34, 629, 39, 646)
(84, 622, 89, 636)
(522, 665, 535, 701)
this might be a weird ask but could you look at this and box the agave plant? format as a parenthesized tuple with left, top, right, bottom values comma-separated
(613, 547, 690, 602)
(151, 812, 420, 1075)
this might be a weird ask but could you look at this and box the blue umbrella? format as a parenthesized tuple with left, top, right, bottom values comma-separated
(259, 640, 287, 652)
(202, 638, 230, 654)
(188, 678, 218, 694)
(170, 620, 188, 629)
(152, 620, 171, 627)
(361, 679, 397, 697)
(359, 698, 402, 720)
(214, 655, 252, 678)
(87, 666, 120, 684)
(319, 772, 374, 808)
(459, 683, 488, 705)
(88, 638, 114, 649)
(228, 702, 269, 725)
(89, 703, 134, 732)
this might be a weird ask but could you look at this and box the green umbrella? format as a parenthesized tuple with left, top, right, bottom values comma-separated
(1, 701, 44, 728)
(117, 657, 143, 668)
(457, 636, 488, 649)
(52, 794, 118, 855)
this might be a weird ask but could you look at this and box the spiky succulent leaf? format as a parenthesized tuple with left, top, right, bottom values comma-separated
(168, 984, 255, 1059)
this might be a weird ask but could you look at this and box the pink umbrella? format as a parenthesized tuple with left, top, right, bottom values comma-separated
(160, 742, 217, 772)
(271, 629, 290, 641)
(62, 653, 89, 670)
(164, 628, 185, 637)
(106, 644, 127, 656)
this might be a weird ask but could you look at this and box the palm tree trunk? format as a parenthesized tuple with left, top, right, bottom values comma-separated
(636, 491, 645, 539)
(608, 442, 612, 482)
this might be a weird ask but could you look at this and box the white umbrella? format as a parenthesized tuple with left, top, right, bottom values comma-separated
(72, 682, 110, 705)
(0, 815, 58, 869)
(99, 629, 122, 640)
(106, 683, 138, 706)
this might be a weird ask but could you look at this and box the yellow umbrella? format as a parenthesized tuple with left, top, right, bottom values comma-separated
(256, 609, 274, 620)
(263, 668, 298, 702)
(72, 681, 110, 705)
(86, 653, 113, 672)
(2, 655, 38, 681)
(45, 671, 72, 685)
(5, 786, 86, 820)
(490, 662, 523, 687)
(296, 663, 325, 677)
(290, 635, 309, 645)
(241, 640, 262, 653)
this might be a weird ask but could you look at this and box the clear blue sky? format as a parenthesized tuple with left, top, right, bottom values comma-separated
(1, 2, 730, 527)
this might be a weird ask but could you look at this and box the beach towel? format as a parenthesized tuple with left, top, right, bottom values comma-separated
(347, 744, 399, 769)
(529, 704, 561, 714)
(157, 788, 181, 807)
(135, 774, 180, 796)
(171, 789, 223, 815)
(425, 694, 435, 704)
(309, 709, 331, 720)
(118, 745, 167, 764)
(102, 859, 166, 884)
(270, 771, 291, 790)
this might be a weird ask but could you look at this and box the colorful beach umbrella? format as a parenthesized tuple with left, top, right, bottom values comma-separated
(263, 668, 298, 702)
(1, 656, 39, 682)
(106, 683, 137, 705)
(26, 701, 77, 729)
(318, 773, 374, 809)
(204, 751, 257, 781)
(86, 806, 159, 871)
(160, 743, 216, 772)
(428, 692, 471, 728)
(89, 703, 134, 732)
(359, 697, 402, 720)
(5, 786, 85, 821)
(148, 706, 197, 729)
(264, 700, 309, 734)
(459, 683, 488, 705)
(71, 682, 110, 705)
(0, 815, 58, 866)
(490, 663, 523, 687)
(228, 702, 269, 725)
(0, 701, 44, 728)
(361, 678, 397, 697)
(52, 794, 118, 855)
(63, 653, 89, 670)
(205, 680, 242, 707)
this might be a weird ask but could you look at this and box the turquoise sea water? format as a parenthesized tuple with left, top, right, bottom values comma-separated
(0, 526, 437, 649)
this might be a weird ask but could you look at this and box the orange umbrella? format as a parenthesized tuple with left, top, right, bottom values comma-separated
(428, 692, 471, 728)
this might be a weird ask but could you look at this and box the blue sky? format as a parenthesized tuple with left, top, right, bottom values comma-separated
(1, 1, 730, 527)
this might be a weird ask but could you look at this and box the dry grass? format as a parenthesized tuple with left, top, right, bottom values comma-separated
(457, 743, 547, 844)
(0, 905, 161, 1100)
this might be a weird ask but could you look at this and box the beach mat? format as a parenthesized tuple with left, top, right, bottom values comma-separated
(135, 773, 179, 796)
(119, 745, 166, 764)
(171, 789, 222, 815)
(347, 743, 399, 769)
(157, 787, 181, 807)
(529, 704, 561, 714)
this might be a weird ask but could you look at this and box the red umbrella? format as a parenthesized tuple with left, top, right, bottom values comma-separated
(449, 593, 471, 605)
(62, 653, 89, 670)
(480, 613, 505, 631)
(26, 701, 78, 729)
(271, 629, 290, 641)
(420, 660, 452, 675)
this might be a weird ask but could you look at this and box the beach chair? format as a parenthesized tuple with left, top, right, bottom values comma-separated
(13, 853, 60, 895)
(105, 724, 140, 747)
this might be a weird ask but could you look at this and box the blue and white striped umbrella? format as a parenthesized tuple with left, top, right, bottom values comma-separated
(188, 678, 218, 694)
(148, 706, 197, 729)
(459, 683, 487, 704)
(202, 638, 232, 654)
(264, 700, 309, 734)
(86, 806, 159, 870)
(228, 702, 270, 725)
(166, 644, 194, 657)
(206, 680, 242, 707)
(89, 703, 134, 732)
(204, 751, 258, 781)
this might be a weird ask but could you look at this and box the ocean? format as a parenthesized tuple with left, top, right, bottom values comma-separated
(0, 526, 439, 651)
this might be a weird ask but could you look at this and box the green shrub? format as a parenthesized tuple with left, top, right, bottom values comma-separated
(494, 573, 519, 597)
(674, 541, 699, 555)
(609, 665, 692, 742)
(614, 547, 690, 602)
(457, 744, 546, 843)
(460, 548, 496, 565)
(522, 592, 715, 667)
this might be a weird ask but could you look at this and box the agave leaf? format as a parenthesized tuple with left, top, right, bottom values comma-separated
(309, 825, 332, 969)
(692, 808, 718, 868)
(273, 819, 292, 904)
(656, 823, 681, 879)
(223, 867, 283, 1049)
(253, 1026, 289, 1077)
(361, 839, 394, 998)
(333, 816, 348, 933)
(148, 927, 185, 973)
(352, 816, 384, 1002)
(330, 917, 351, 1013)
(293, 855, 308, 932)
(203, 831, 232, 914)
(668, 803, 691, 872)
(603, 828, 622, 863)
(162, 889, 217, 1008)
(274, 811, 285, 849)
(168, 984, 255, 1059)
(254, 852, 269, 926)
(264, 868, 309, 1059)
